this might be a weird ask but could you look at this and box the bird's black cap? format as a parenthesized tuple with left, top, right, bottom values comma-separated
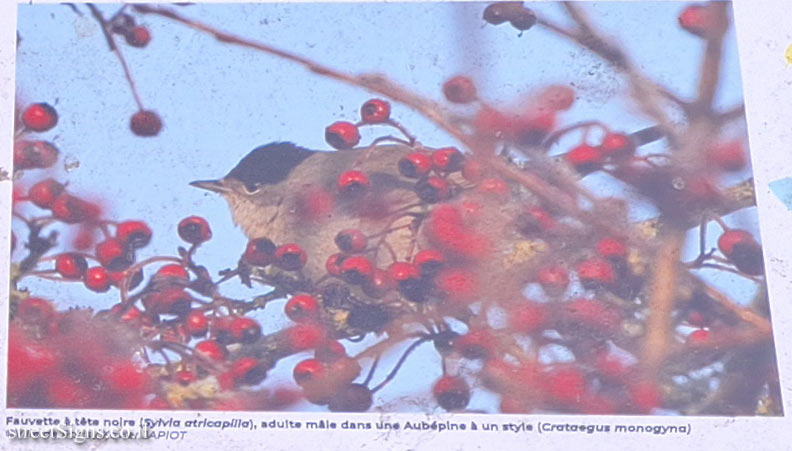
(225, 142, 316, 191)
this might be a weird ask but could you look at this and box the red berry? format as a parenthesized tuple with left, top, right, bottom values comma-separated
(544, 366, 586, 405)
(96, 238, 134, 271)
(687, 310, 709, 328)
(185, 310, 209, 337)
(436, 268, 478, 303)
(596, 236, 628, 260)
(443, 76, 477, 104)
(46, 375, 93, 408)
(21, 103, 58, 132)
(362, 269, 395, 298)
(538, 85, 575, 111)
(18, 297, 55, 324)
(360, 98, 391, 124)
(334, 229, 368, 253)
(387, 261, 426, 302)
(577, 258, 617, 288)
(413, 249, 446, 278)
(104, 361, 150, 394)
(600, 132, 635, 159)
(110, 12, 136, 35)
(461, 159, 484, 182)
(285, 294, 320, 322)
(229, 316, 261, 344)
(285, 323, 326, 351)
(509, 301, 547, 333)
(688, 328, 711, 345)
(217, 372, 238, 392)
(175, 369, 197, 386)
(243, 237, 277, 266)
(195, 340, 227, 361)
(482, 2, 525, 25)
(537, 265, 569, 296)
(340, 255, 375, 285)
(508, 7, 536, 31)
(109, 303, 144, 324)
(718, 229, 764, 275)
(337, 170, 370, 195)
(594, 351, 631, 382)
(474, 107, 515, 139)
(328, 383, 373, 412)
(154, 264, 190, 282)
(678, 4, 712, 37)
(387, 261, 421, 282)
(729, 241, 764, 275)
(415, 176, 452, 203)
(325, 253, 346, 277)
(8, 328, 60, 392)
(431, 147, 465, 173)
(516, 206, 556, 236)
(293, 358, 326, 385)
(143, 288, 193, 316)
(130, 110, 162, 137)
(516, 112, 555, 145)
(562, 298, 622, 332)
(231, 357, 268, 385)
(211, 316, 234, 343)
(433, 376, 470, 411)
(427, 205, 492, 260)
(717, 229, 751, 256)
(629, 380, 663, 413)
(116, 220, 152, 249)
(477, 177, 510, 201)
(125, 26, 151, 48)
(29, 179, 65, 209)
(55, 253, 88, 279)
(178, 216, 212, 244)
(455, 329, 494, 360)
(296, 187, 335, 220)
(13, 140, 59, 169)
(84, 266, 111, 292)
(565, 143, 604, 174)
(707, 141, 747, 172)
(275, 243, 308, 271)
(51, 194, 101, 224)
(398, 152, 433, 178)
(314, 341, 347, 363)
(325, 121, 360, 150)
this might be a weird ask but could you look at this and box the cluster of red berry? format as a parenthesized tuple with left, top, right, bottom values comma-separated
(107, 10, 163, 137)
(110, 12, 152, 48)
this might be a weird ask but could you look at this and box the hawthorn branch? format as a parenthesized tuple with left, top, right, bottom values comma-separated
(717, 103, 745, 124)
(692, 3, 730, 115)
(642, 230, 684, 374)
(538, 3, 681, 145)
(694, 275, 772, 337)
(86, 3, 145, 110)
(133, 3, 626, 239)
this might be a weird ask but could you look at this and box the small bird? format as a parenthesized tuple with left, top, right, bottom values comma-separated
(191, 142, 421, 282)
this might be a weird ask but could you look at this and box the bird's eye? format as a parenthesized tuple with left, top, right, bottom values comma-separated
(243, 183, 261, 194)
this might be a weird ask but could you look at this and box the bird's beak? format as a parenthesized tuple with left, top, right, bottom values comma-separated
(189, 179, 229, 194)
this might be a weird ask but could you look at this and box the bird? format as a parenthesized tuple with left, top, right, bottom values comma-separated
(190, 142, 422, 284)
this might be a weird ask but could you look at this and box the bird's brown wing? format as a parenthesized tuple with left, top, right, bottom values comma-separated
(252, 145, 420, 281)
